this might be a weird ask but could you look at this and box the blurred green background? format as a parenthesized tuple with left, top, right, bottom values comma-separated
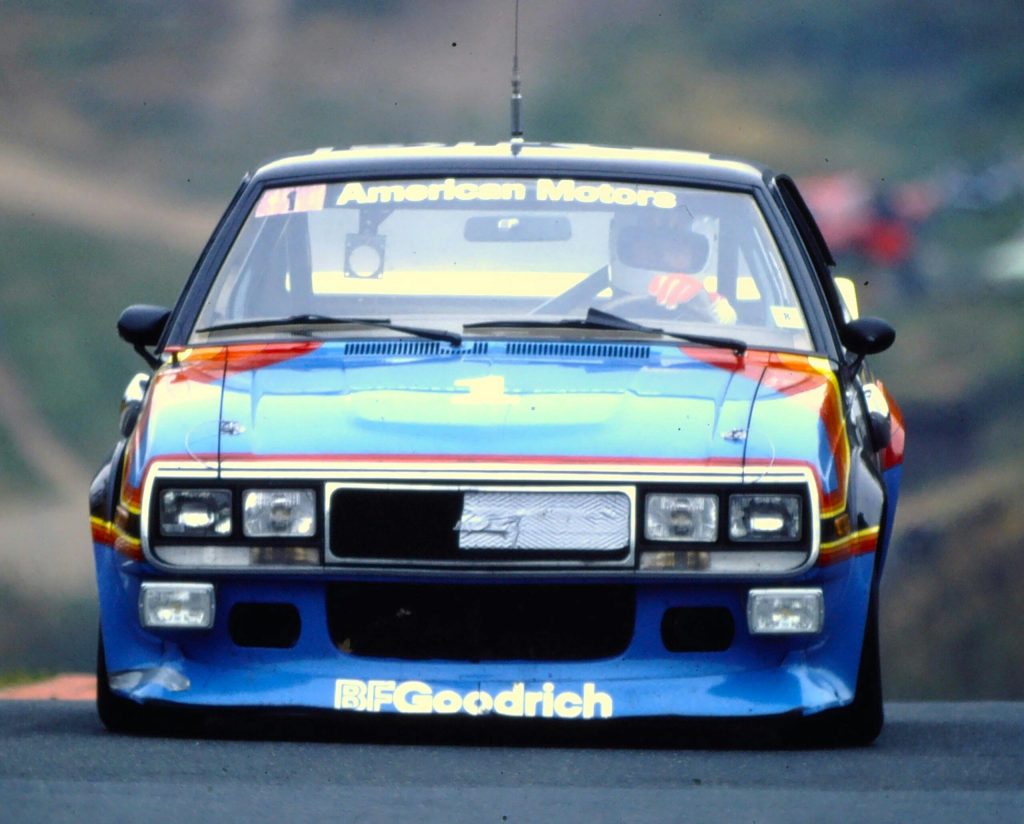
(1, 0, 1022, 698)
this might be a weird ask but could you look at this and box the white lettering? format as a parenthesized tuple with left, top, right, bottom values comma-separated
(433, 689, 463, 714)
(337, 178, 673, 209)
(370, 680, 396, 712)
(582, 682, 614, 719)
(334, 678, 366, 710)
(494, 682, 526, 717)
(336, 182, 369, 206)
(393, 680, 433, 713)
(463, 691, 494, 716)
(536, 177, 576, 202)
(554, 691, 583, 719)
(333, 679, 613, 719)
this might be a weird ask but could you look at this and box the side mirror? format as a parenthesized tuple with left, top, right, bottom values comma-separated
(842, 317, 895, 357)
(117, 304, 171, 346)
(117, 304, 171, 368)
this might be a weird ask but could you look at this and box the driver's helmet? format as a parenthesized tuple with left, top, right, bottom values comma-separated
(608, 209, 710, 295)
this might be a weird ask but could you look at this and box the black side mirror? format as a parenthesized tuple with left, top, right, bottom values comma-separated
(117, 304, 171, 368)
(842, 317, 895, 357)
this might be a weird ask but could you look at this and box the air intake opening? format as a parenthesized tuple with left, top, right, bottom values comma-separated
(660, 607, 735, 652)
(229, 603, 301, 648)
(327, 583, 635, 661)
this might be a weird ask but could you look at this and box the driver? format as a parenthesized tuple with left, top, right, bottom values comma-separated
(609, 211, 738, 325)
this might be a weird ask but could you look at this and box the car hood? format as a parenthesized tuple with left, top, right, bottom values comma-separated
(214, 341, 756, 464)
(126, 341, 846, 508)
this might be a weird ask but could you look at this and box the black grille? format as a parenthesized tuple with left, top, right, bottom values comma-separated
(328, 488, 630, 564)
(343, 340, 488, 357)
(327, 582, 635, 661)
(330, 488, 463, 561)
(506, 341, 651, 360)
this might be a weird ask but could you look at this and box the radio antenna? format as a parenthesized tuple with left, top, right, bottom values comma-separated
(510, 0, 524, 150)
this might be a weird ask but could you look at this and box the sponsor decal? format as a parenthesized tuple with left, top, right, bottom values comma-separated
(254, 184, 327, 217)
(333, 679, 613, 719)
(335, 178, 677, 210)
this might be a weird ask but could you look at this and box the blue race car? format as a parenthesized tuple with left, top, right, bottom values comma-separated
(91, 143, 904, 744)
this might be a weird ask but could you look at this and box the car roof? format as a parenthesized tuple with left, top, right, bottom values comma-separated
(251, 142, 773, 189)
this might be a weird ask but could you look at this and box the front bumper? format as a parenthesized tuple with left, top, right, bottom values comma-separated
(95, 544, 874, 720)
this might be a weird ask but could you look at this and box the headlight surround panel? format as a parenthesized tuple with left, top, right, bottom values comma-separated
(149, 480, 323, 567)
(637, 483, 811, 553)
(145, 476, 815, 573)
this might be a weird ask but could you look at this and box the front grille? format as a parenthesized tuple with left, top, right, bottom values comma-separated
(327, 582, 635, 661)
(328, 486, 632, 566)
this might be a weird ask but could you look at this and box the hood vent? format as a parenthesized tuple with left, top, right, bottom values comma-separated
(343, 340, 489, 358)
(506, 341, 652, 360)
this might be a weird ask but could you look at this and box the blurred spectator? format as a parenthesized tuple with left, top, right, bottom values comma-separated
(799, 172, 936, 298)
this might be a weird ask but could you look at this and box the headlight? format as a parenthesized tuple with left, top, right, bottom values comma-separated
(243, 489, 316, 537)
(160, 489, 232, 537)
(729, 494, 801, 542)
(645, 493, 718, 542)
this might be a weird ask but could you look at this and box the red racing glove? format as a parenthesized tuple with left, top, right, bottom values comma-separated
(647, 274, 738, 324)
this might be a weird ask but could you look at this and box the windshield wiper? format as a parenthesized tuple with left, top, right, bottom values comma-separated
(197, 314, 463, 346)
(465, 307, 747, 355)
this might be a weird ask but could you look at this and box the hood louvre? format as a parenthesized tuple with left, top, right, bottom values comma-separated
(343, 340, 489, 357)
(506, 341, 651, 360)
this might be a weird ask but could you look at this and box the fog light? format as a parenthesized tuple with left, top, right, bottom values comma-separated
(139, 582, 215, 629)
(747, 588, 823, 634)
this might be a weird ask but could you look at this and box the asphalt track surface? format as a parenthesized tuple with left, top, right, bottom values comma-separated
(1, 702, 1021, 823)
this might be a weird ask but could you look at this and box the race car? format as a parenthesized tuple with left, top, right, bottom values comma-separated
(90, 142, 904, 744)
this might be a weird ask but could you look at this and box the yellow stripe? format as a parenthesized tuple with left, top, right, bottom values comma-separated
(820, 525, 879, 554)
(311, 269, 590, 297)
(804, 357, 852, 521)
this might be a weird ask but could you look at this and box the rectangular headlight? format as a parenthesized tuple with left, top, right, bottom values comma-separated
(139, 582, 215, 629)
(728, 494, 801, 542)
(645, 493, 718, 542)
(243, 489, 316, 537)
(159, 489, 232, 537)
(747, 588, 823, 634)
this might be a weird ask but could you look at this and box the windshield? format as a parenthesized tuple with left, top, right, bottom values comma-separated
(192, 176, 813, 351)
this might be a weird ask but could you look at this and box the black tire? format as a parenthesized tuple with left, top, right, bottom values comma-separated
(96, 629, 160, 734)
(796, 585, 884, 747)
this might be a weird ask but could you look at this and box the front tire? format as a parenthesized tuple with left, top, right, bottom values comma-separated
(96, 629, 161, 734)
(797, 585, 884, 746)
